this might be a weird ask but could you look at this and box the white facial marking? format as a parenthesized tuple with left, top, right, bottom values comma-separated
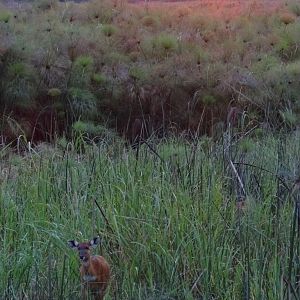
(83, 275, 97, 282)
(83, 261, 89, 267)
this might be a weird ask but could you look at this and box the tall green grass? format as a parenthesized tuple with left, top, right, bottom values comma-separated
(1, 132, 300, 299)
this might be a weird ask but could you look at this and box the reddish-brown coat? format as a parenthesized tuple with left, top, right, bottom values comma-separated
(80, 255, 110, 300)
(68, 237, 110, 300)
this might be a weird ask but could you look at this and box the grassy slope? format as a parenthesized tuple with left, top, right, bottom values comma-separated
(1, 131, 300, 299)
(1, 1, 300, 299)
(1, 0, 300, 139)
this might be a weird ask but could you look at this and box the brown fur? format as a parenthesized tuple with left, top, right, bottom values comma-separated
(80, 255, 110, 300)
(68, 238, 110, 300)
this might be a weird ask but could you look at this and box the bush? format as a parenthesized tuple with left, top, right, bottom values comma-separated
(74, 55, 93, 69)
(129, 66, 149, 82)
(101, 24, 117, 37)
(251, 55, 280, 75)
(151, 33, 178, 57)
(72, 120, 114, 137)
(0, 11, 11, 23)
(275, 24, 300, 60)
(72, 120, 102, 138)
(1, 62, 37, 108)
(47, 88, 62, 97)
(92, 73, 106, 84)
(202, 94, 217, 106)
(280, 109, 299, 127)
(67, 88, 97, 119)
(239, 137, 255, 152)
(70, 55, 94, 88)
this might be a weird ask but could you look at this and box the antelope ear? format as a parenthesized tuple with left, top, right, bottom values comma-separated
(68, 240, 79, 249)
(89, 236, 101, 248)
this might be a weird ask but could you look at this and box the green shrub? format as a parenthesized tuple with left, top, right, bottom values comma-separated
(258, 61, 300, 120)
(150, 33, 178, 57)
(74, 55, 93, 69)
(70, 55, 94, 88)
(101, 24, 117, 37)
(129, 67, 149, 82)
(67, 88, 97, 119)
(275, 34, 293, 56)
(202, 94, 217, 106)
(47, 88, 62, 97)
(280, 109, 299, 127)
(72, 121, 118, 144)
(239, 138, 255, 152)
(286, 60, 300, 77)
(275, 23, 300, 60)
(0, 11, 11, 23)
(251, 55, 280, 74)
(154, 34, 177, 51)
(92, 73, 106, 84)
(73, 120, 98, 135)
(73, 120, 109, 135)
(7, 62, 28, 78)
(1, 62, 37, 108)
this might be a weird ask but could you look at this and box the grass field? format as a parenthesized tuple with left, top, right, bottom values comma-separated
(1, 130, 300, 299)
(1, 0, 300, 299)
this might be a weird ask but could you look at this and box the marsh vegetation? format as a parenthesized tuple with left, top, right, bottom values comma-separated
(1, 131, 300, 299)
(1, 0, 300, 299)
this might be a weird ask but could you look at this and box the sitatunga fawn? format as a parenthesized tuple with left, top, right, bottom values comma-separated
(68, 236, 110, 300)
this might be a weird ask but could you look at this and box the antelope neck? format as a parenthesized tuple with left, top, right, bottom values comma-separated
(81, 259, 91, 269)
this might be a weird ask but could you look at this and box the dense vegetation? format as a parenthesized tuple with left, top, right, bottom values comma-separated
(0, 0, 300, 143)
(1, 130, 300, 299)
(1, 1, 300, 299)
